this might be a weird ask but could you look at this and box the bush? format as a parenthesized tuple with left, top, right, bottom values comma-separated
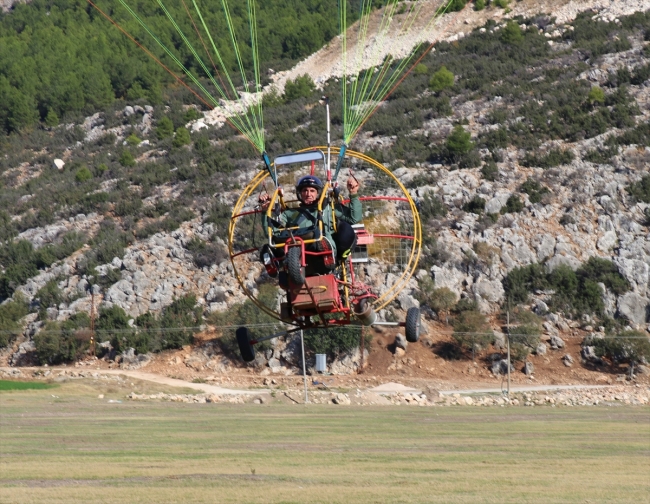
(303, 325, 363, 358)
(33, 313, 91, 365)
(416, 281, 457, 322)
(75, 166, 93, 183)
(447, 0, 468, 11)
(520, 178, 550, 204)
(185, 238, 228, 268)
(156, 117, 174, 139)
(626, 175, 650, 203)
(418, 191, 447, 221)
(429, 66, 455, 92)
(35, 279, 64, 316)
(125, 134, 141, 146)
(481, 160, 498, 181)
(452, 310, 492, 355)
(507, 309, 542, 361)
(463, 196, 486, 214)
(119, 150, 136, 167)
(501, 194, 524, 214)
(503, 263, 548, 305)
(283, 74, 316, 102)
(588, 86, 605, 105)
(0, 294, 29, 348)
(446, 124, 474, 158)
(173, 127, 191, 148)
(501, 22, 524, 45)
(474, 0, 486, 11)
(522, 149, 575, 169)
(592, 331, 650, 368)
(210, 283, 282, 355)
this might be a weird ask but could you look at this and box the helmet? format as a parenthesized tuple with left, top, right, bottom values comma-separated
(295, 175, 323, 201)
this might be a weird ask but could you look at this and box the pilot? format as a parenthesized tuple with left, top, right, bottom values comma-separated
(259, 174, 361, 268)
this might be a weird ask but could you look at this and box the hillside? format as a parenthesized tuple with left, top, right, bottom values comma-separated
(0, 1, 649, 387)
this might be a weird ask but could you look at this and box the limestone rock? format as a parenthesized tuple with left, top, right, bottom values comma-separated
(617, 292, 649, 325)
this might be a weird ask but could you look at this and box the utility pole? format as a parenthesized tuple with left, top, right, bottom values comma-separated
(359, 326, 365, 374)
(506, 310, 511, 398)
(300, 329, 309, 404)
(90, 290, 96, 357)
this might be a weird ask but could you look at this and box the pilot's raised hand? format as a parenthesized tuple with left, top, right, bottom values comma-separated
(346, 176, 359, 195)
(258, 193, 271, 211)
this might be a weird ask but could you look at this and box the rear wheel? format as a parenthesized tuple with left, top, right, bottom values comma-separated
(405, 307, 421, 342)
(236, 327, 255, 362)
(287, 246, 305, 285)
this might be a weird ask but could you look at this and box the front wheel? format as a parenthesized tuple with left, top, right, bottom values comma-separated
(286, 246, 305, 285)
(405, 307, 421, 343)
(236, 327, 256, 362)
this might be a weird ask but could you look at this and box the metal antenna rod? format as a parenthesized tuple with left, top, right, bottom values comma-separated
(323, 96, 331, 181)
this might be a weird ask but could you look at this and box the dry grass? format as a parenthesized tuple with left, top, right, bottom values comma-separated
(1, 381, 648, 503)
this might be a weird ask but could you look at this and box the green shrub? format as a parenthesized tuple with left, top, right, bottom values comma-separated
(518, 258, 632, 318)
(125, 134, 141, 146)
(418, 192, 447, 221)
(507, 309, 542, 361)
(44, 109, 59, 128)
(429, 66, 455, 92)
(474, 0, 486, 11)
(445, 125, 474, 165)
(33, 313, 91, 365)
(185, 238, 228, 268)
(183, 108, 202, 122)
(283, 74, 316, 102)
(416, 280, 457, 322)
(35, 279, 63, 315)
(522, 149, 575, 168)
(588, 86, 605, 105)
(501, 21, 523, 46)
(119, 150, 136, 167)
(481, 161, 498, 181)
(452, 310, 492, 355)
(626, 175, 650, 203)
(414, 63, 428, 75)
(303, 325, 364, 358)
(156, 117, 174, 139)
(502, 194, 524, 214)
(463, 196, 486, 214)
(520, 178, 550, 204)
(211, 283, 282, 355)
(75, 166, 93, 183)
(447, 0, 468, 11)
(172, 127, 191, 148)
(592, 331, 650, 367)
(0, 294, 29, 348)
(503, 263, 548, 305)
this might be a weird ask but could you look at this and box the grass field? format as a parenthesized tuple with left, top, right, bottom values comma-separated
(0, 380, 57, 391)
(1, 380, 648, 503)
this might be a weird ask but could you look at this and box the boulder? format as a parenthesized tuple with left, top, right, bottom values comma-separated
(491, 359, 513, 375)
(597, 231, 618, 251)
(472, 278, 505, 304)
(395, 333, 408, 351)
(617, 292, 649, 325)
(562, 354, 574, 367)
(523, 361, 534, 376)
(550, 335, 565, 349)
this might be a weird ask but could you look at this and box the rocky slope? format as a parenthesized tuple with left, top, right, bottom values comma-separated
(1, 0, 649, 376)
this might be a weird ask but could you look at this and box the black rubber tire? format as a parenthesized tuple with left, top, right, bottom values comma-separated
(405, 307, 421, 343)
(286, 246, 305, 285)
(236, 326, 256, 362)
